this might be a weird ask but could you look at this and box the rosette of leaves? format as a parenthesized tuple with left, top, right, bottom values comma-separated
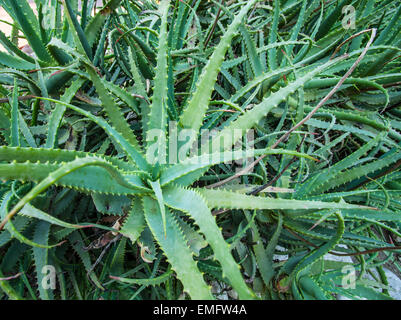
(0, 0, 383, 300)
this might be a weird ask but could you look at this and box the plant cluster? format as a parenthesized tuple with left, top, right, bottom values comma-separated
(0, 0, 401, 300)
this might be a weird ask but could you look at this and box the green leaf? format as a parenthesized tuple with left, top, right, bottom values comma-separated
(148, 180, 167, 237)
(10, 78, 20, 147)
(143, 196, 213, 299)
(197, 189, 370, 212)
(146, 0, 169, 137)
(20, 203, 84, 229)
(209, 55, 348, 153)
(111, 269, 173, 287)
(0, 51, 36, 70)
(120, 198, 146, 243)
(5, 0, 52, 62)
(63, 0, 93, 60)
(290, 212, 345, 299)
(38, 96, 149, 170)
(32, 221, 54, 300)
(178, 0, 259, 137)
(163, 186, 257, 300)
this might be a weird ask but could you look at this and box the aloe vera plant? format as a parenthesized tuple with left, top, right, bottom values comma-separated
(1, 0, 401, 300)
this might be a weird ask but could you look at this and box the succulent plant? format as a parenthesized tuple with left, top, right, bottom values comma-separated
(0, 0, 401, 300)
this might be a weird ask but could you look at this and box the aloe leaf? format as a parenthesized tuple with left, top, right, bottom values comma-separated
(287, 0, 307, 57)
(290, 212, 345, 299)
(322, 151, 401, 193)
(38, 97, 149, 170)
(240, 24, 263, 77)
(63, 0, 93, 60)
(296, 131, 386, 198)
(20, 203, 86, 230)
(0, 68, 41, 94)
(0, 52, 36, 70)
(230, 65, 295, 103)
(18, 111, 36, 148)
(148, 180, 167, 237)
(160, 148, 316, 187)
(374, 5, 401, 45)
(243, 210, 272, 288)
(315, 0, 352, 41)
(0, 214, 30, 248)
(45, 78, 86, 149)
(297, 276, 331, 300)
(268, 0, 280, 70)
(10, 78, 20, 147)
(0, 30, 35, 63)
(46, 38, 145, 161)
(176, 217, 207, 256)
(322, 280, 393, 300)
(102, 79, 140, 115)
(178, 0, 259, 137)
(128, 46, 150, 138)
(32, 221, 54, 300)
(2, 157, 148, 229)
(0, 268, 22, 300)
(264, 213, 283, 285)
(163, 186, 257, 300)
(4, 0, 52, 63)
(84, 66, 144, 153)
(209, 55, 348, 153)
(84, 0, 124, 47)
(0, 146, 135, 171)
(108, 236, 127, 276)
(68, 231, 103, 289)
(142, 196, 213, 299)
(0, 192, 58, 249)
(120, 198, 146, 243)
(0, 162, 147, 196)
(197, 189, 372, 212)
(146, 0, 169, 153)
(111, 269, 173, 287)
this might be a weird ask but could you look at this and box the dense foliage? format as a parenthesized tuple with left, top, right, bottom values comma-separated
(0, 0, 401, 300)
